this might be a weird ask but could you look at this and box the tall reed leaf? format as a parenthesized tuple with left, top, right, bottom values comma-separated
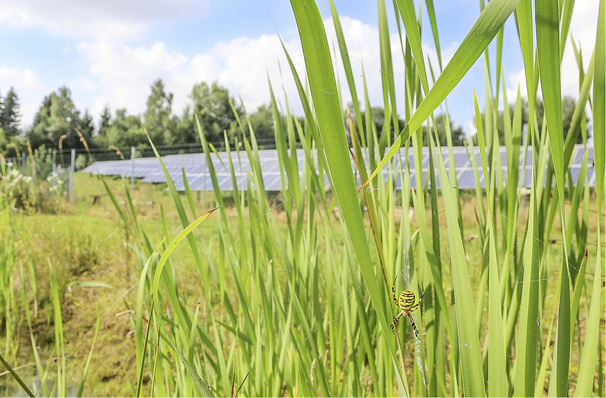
(474, 92, 506, 396)
(536, 2, 573, 396)
(151, 208, 218, 298)
(433, 135, 486, 397)
(575, 0, 605, 394)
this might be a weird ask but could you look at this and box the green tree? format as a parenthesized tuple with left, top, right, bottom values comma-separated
(422, 113, 467, 146)
(553, 96, 587, 144)
(0, 128, 7, 154)
(346, 107, 407, 146)
(143, 79, 174, 146)
(181, 81, 241, 143)
(247, 104, 277, 142)
(369, 107, 405, 143)
(106, 108, 146, 147)
(27, 86, 94, 150)
(0, 87, 21, 137)
(94, 105, 112, 147)
(170, 106, 196, 145)
(80, 110, 95, 139)
(474, 96, 588, 145)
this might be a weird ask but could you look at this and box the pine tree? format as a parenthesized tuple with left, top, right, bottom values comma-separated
(0, 87, 21, 137)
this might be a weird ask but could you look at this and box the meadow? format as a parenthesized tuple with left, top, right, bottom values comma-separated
(0, 0, 605, 396)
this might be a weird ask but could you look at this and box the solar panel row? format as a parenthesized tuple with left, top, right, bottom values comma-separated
(82, 145, 597, 191)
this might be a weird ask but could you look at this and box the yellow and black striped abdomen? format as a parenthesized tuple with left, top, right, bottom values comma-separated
(397, 290, 416, 311)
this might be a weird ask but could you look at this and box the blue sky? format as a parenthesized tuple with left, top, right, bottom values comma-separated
(0, 0, 599, 135)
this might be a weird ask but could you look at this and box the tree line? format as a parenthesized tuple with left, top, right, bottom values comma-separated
(0, 79, 588, 159)
(0, 79, 280, 159)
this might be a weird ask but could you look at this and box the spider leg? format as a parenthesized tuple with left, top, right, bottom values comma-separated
(406, 313, 420, 338)
(390, 309, 405, 332)
(409, 286, 424, 312)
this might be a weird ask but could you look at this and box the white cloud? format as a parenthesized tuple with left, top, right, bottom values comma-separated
(323, 15, 462, 119)
(322, 16, 411, 114)
(76, 16, 412, 125)
(74, 35, 306, 122)
(0, 0, 209, 39)
(76, 40, 189, 116)
(505, 69, 527, 102)
(71, 15, 465, 129)
(0, 67, 41, 90)
(196, 34, 304, 114)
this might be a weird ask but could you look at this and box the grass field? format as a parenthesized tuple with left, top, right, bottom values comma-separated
(1, 0, 604, 396)
(0, 168, 602, 396)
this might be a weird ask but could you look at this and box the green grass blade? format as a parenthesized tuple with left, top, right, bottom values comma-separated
(145, 130, 209, 289)
(19, 262, 47, 396)
(328, 0, 364, 135)
(575, 0, 605, 394)
(394, 0, 429, 93)
(575, 243, 603, 397)
(536, 0, 565, 210)
(593, 0, 605, 199)
(424, 0, 443, 70)
(433, 135, 486, 396)
(564, 50, 594, 163)
(77, 304, 102, 397)
(474, 92, 507, 396)
(0, 353, 34, 397)
(536, 3, 573, 396)
(151, 207, 218, 298)
(135, 254, 155, 397)
(181, 167, 197, 218)
(160, 327, 214, 397)
(100, 176, 131, 235)
(377, 0, 398, 137)
(49, 259, 66, 397)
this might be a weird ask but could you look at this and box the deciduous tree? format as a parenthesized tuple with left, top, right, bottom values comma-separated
(28, 86, 94, 150)
(181, 81, 241, 143)
(106, 108, 145, 147)
(144, 79, 174, 146)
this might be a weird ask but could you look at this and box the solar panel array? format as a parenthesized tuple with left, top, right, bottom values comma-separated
(82, 145, 597, 191)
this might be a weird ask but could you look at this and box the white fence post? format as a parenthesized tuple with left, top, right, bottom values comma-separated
(131, 146, 136, 195)
(69, 149, 75, 203)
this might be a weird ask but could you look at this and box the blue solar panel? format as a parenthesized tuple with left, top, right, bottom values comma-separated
(82, 145, 597, 192)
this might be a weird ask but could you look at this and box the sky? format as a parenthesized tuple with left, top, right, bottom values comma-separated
(0, 0, 600, 135)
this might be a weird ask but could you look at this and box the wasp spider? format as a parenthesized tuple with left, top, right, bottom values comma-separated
(390, 275, 423, 338)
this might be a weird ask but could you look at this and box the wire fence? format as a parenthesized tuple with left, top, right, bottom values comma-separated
(55, 137, 283, 163)
(0, 138, 283, 205)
